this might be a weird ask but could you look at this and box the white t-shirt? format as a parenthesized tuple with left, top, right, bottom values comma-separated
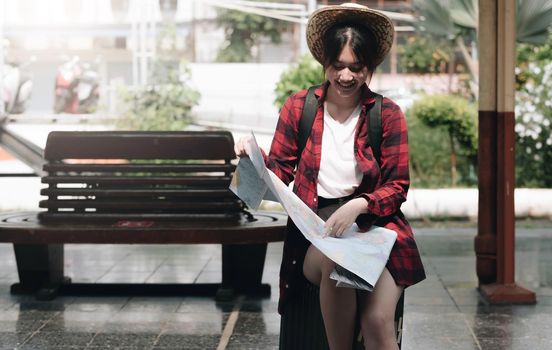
(317, 102, 363, 198)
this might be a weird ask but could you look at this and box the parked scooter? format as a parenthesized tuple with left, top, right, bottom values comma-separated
(54, 57, 99, 114)
(2, 58, 33, 115)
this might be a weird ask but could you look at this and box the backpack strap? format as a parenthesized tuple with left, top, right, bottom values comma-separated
(368, 93, 383, 164)
(297, 85, 319, 165)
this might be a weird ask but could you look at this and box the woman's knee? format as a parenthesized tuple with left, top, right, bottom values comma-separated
(360, 309, 395, 340)
(302, 246, 336, 286)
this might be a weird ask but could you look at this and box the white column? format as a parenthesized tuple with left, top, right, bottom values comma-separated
(5, 0, 20, 25)
(97, 0, 115, 23)
(176, 0, 193, 22)
(0, 0, 5, 117)
(130, 0, 158, 86)
(300, 0, 317, 55)
(131, 0, 139, 85)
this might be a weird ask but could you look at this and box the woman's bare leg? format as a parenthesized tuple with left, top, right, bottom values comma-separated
(358, 268, 403, 350)
(303, 244, 356, 350)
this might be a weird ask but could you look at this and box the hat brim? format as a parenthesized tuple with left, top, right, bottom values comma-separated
(307, 5, 395, 67)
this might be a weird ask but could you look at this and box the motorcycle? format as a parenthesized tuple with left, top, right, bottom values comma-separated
(2, 59, 33, 115)
(54, 57, 100, 114)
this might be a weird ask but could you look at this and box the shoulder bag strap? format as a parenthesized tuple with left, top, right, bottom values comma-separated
(369, 93, 383, 165)
(297, 85, 319, 165)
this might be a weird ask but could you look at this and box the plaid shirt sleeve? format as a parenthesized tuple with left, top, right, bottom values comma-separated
(261, 94, 302, 185)
(363, 100, 410, 216)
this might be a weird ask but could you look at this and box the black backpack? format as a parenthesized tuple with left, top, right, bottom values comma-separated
(297, 85, 383, 165)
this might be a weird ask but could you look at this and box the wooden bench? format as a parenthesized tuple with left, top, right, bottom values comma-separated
(0, 130, 286, 300)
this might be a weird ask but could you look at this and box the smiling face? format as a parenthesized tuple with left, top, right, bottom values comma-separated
(325, 43, 372, 99)
(322, 24, 377, 101)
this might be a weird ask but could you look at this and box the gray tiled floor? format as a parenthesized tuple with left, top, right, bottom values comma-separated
(0, 221, 551, 349)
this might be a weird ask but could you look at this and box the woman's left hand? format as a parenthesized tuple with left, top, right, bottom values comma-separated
(324, 198, 368, 238)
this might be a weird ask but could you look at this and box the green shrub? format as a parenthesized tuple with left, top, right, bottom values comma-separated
(274, 55, 325, 109)
(407, 115, 452, 188)
(407, 94, 477, 187)
(117, 60, 200, 131)
(397, 35, 450, 74)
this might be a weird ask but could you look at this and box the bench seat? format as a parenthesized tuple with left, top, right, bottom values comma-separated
(0, 131, 287, 300)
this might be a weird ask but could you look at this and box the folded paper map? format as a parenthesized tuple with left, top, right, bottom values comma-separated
(230, 132, 397, 290)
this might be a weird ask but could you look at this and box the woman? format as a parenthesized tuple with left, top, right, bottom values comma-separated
(235, 3, 425, 349)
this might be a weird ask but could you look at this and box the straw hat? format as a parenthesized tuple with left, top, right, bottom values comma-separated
(306, 3, 395, 67)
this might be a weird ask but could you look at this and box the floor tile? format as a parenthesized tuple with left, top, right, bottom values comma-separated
(227, 333, 279, 349)
(0, 224, 551, 349)
(21, 331, 95, 348)
(120, 297, 182, 313)
(154, 333, 220, 349)
(95, 271, 153, 284)
(0, 332, 32, 349)
(87, 332, 158, 347)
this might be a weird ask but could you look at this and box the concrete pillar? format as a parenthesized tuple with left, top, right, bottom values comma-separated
(475, 0, 535, 304)
(0, 0, 4, 117)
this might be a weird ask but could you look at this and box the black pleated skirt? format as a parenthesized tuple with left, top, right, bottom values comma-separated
(279, 277, 404, 349)
(279, 278, 369, 350)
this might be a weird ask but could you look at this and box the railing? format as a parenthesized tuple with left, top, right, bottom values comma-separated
(0, 125, 44, 177)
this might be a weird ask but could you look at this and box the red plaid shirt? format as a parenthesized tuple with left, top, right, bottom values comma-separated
(264, 83, 426, 314)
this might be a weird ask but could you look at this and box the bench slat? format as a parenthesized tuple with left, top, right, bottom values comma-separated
(44, 163, 236, 173)
(44, 131, 236, 160)
(37, 212, 241, 222)
(39, 200, 241, 211)
(40, 188, 235, 198)
(42, 176, 232, 186)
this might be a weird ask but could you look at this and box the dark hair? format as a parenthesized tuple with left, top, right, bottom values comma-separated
(322, 23, 378, 72)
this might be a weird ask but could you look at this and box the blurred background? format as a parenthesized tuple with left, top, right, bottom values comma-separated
(1, 0, 551, 219)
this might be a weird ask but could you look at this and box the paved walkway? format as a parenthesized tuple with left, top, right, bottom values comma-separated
(0, 222, 551, 349)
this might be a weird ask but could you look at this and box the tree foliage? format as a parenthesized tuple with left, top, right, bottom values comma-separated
(397, 35, 451, 74)
(516, 0, 552, 44)
(415, 0, 552, 44)
(413, 0, 552, 98)
(215, 3, 285, 62)
(117, 60, 200, 131)
(274, 55, 325, 109)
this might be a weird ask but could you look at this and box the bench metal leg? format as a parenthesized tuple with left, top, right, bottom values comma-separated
(217, 243, 270, 301)
(11, 244, 70, 300)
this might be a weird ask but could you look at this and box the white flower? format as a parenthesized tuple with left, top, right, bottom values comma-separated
(528, 113, 544, 124)
(536, 142, 542, 149)
(531, 66, 542, 75)
(523, 114, 531, 123)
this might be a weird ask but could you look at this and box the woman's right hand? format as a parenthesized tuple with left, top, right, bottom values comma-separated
(234, 135, 252, 157)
